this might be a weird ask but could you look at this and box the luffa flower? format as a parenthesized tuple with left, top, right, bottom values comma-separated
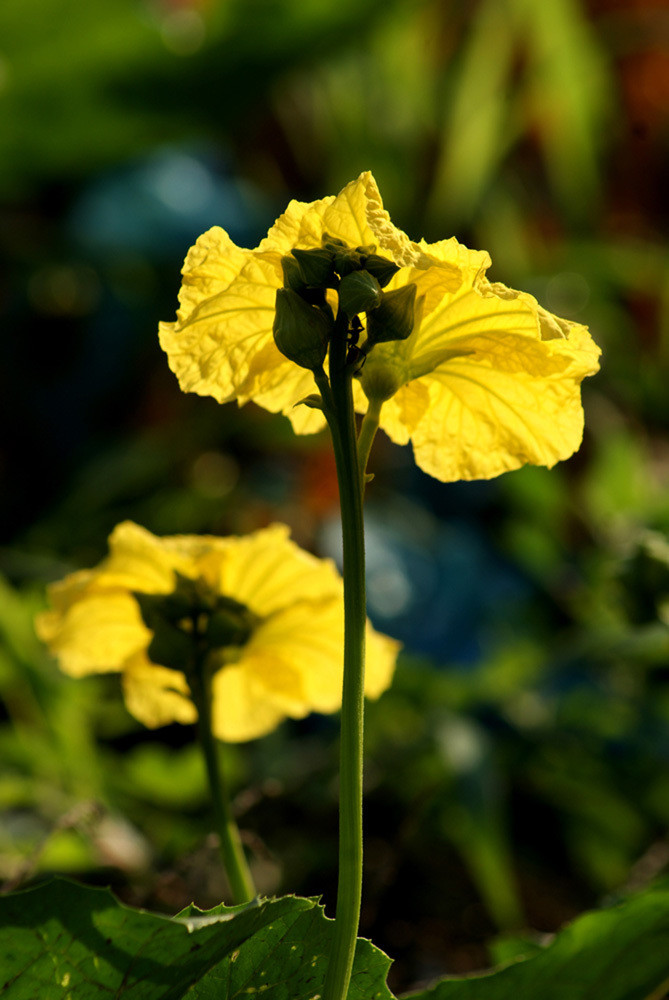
(36, 521, 398, 742)
(159, 172, 600, 482)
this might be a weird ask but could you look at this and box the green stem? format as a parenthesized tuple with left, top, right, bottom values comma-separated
(190, 660, 256, 905)
(319, 318, 368, 1000)
(357, 396, 383, 481)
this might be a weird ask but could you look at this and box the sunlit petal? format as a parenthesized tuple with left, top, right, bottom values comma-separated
(122, 653, 196, 728)
(97, 521, 186, 592)
(245, 598, 398, 717)
(210, 662, 289, 742)
(159, 247, 282, 403)
(409, 325, 599, 481)
(261, 172, 414, 265)
(412, 236, 491, 289)
(36, 585, 149, 677)
(215, 524, 340, 616)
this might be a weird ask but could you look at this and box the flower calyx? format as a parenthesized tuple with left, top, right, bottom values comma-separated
(294, 393, 324, 411)
(275, 235, 417, 376)
(291, 247, 337, 288)
(134, 572, 258, 671)
(273, 288, 333, 371)
(365, 283, 417, 347)
(338, 271, 382, 318)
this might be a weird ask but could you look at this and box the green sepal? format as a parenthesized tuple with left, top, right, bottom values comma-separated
(134, 588, 193, 629)
(295, 393, 325, 411)
(146, 621, 194, 671)
(273, 288, 332, 370)
(292, 247, 335, 287)
(333, 249, 363, 276)
(362, 253, 400, 287)
(322, 234, 347, 250)
(134, 578, 259, 669)
(134, 579, 199, 670)
(338, 270, 382, 317)
(206, 608, 254, 649)
(281, 255, 308, 293)
(355, 243, 377, 256)
(366, 283, 417, 345)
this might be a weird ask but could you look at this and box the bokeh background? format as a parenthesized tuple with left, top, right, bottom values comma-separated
(1, 0, 668, 991)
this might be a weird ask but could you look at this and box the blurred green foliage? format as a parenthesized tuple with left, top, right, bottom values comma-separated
(2, 0, 669, 993)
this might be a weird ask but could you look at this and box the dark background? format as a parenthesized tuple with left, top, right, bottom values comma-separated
(1, 0, 669, 992)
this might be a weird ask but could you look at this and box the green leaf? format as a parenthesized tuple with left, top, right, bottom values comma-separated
(0, 878, 393, 1000)
(187, 902, 394, 1000)
(407, 884, 669, 1000)
(0, 879, 307, 999)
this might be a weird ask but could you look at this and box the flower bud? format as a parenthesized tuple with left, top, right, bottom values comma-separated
(333, 249, 363, 276)
(322, 234, 347, 250)
(366, 283, 417, 346)
(281, 255, 307, 293)
(362, 253, 400, 288)
(338, 270, 382, 317)
(358, 352, 405, 403)
(134, 588, 193, 630)
(273, 288, 332, 370)
(292, 247, 335, 287)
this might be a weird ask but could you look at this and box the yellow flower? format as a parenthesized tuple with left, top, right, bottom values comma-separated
(36, 521, 398, 742)
(159, 172, 600, 482)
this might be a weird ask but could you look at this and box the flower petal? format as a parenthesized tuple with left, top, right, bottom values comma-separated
(241, 597, 398, 717)
(177, 226, 249, 318)
(394, 236, 491, 307)
(416, 236, 491, 283)
(244, 599, 343, 714)
(357, 256, 498, 406)
(365, 625, 401, 698)
(374, 379, 431, 446)
(259, 193, 336, 253)
(160, 242, 281, 401)
(36, 581, 149, 676)
(409, 282, 541, 375)
(235, 336, 327, 433)
(210, 662, 289, 742)
(261, 171, 415, 266)
(321, 172, 414, 263)
(160, 238, 325, 431)
(214, 523, 340, 617)
(409, 323, 600, 481)
(480, 280, 577, 341)
(98, 521, 187, 593)
(122, 653, 196, 728)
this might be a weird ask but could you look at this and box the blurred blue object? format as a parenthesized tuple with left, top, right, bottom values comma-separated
(68, 147, 270, 256)
(321, 496, 531, 664)
(36, 152, 272, 452)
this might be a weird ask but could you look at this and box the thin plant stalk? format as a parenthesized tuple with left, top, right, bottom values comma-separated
(316, 313, 368, 1000)
(189, 659, 256, 905)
